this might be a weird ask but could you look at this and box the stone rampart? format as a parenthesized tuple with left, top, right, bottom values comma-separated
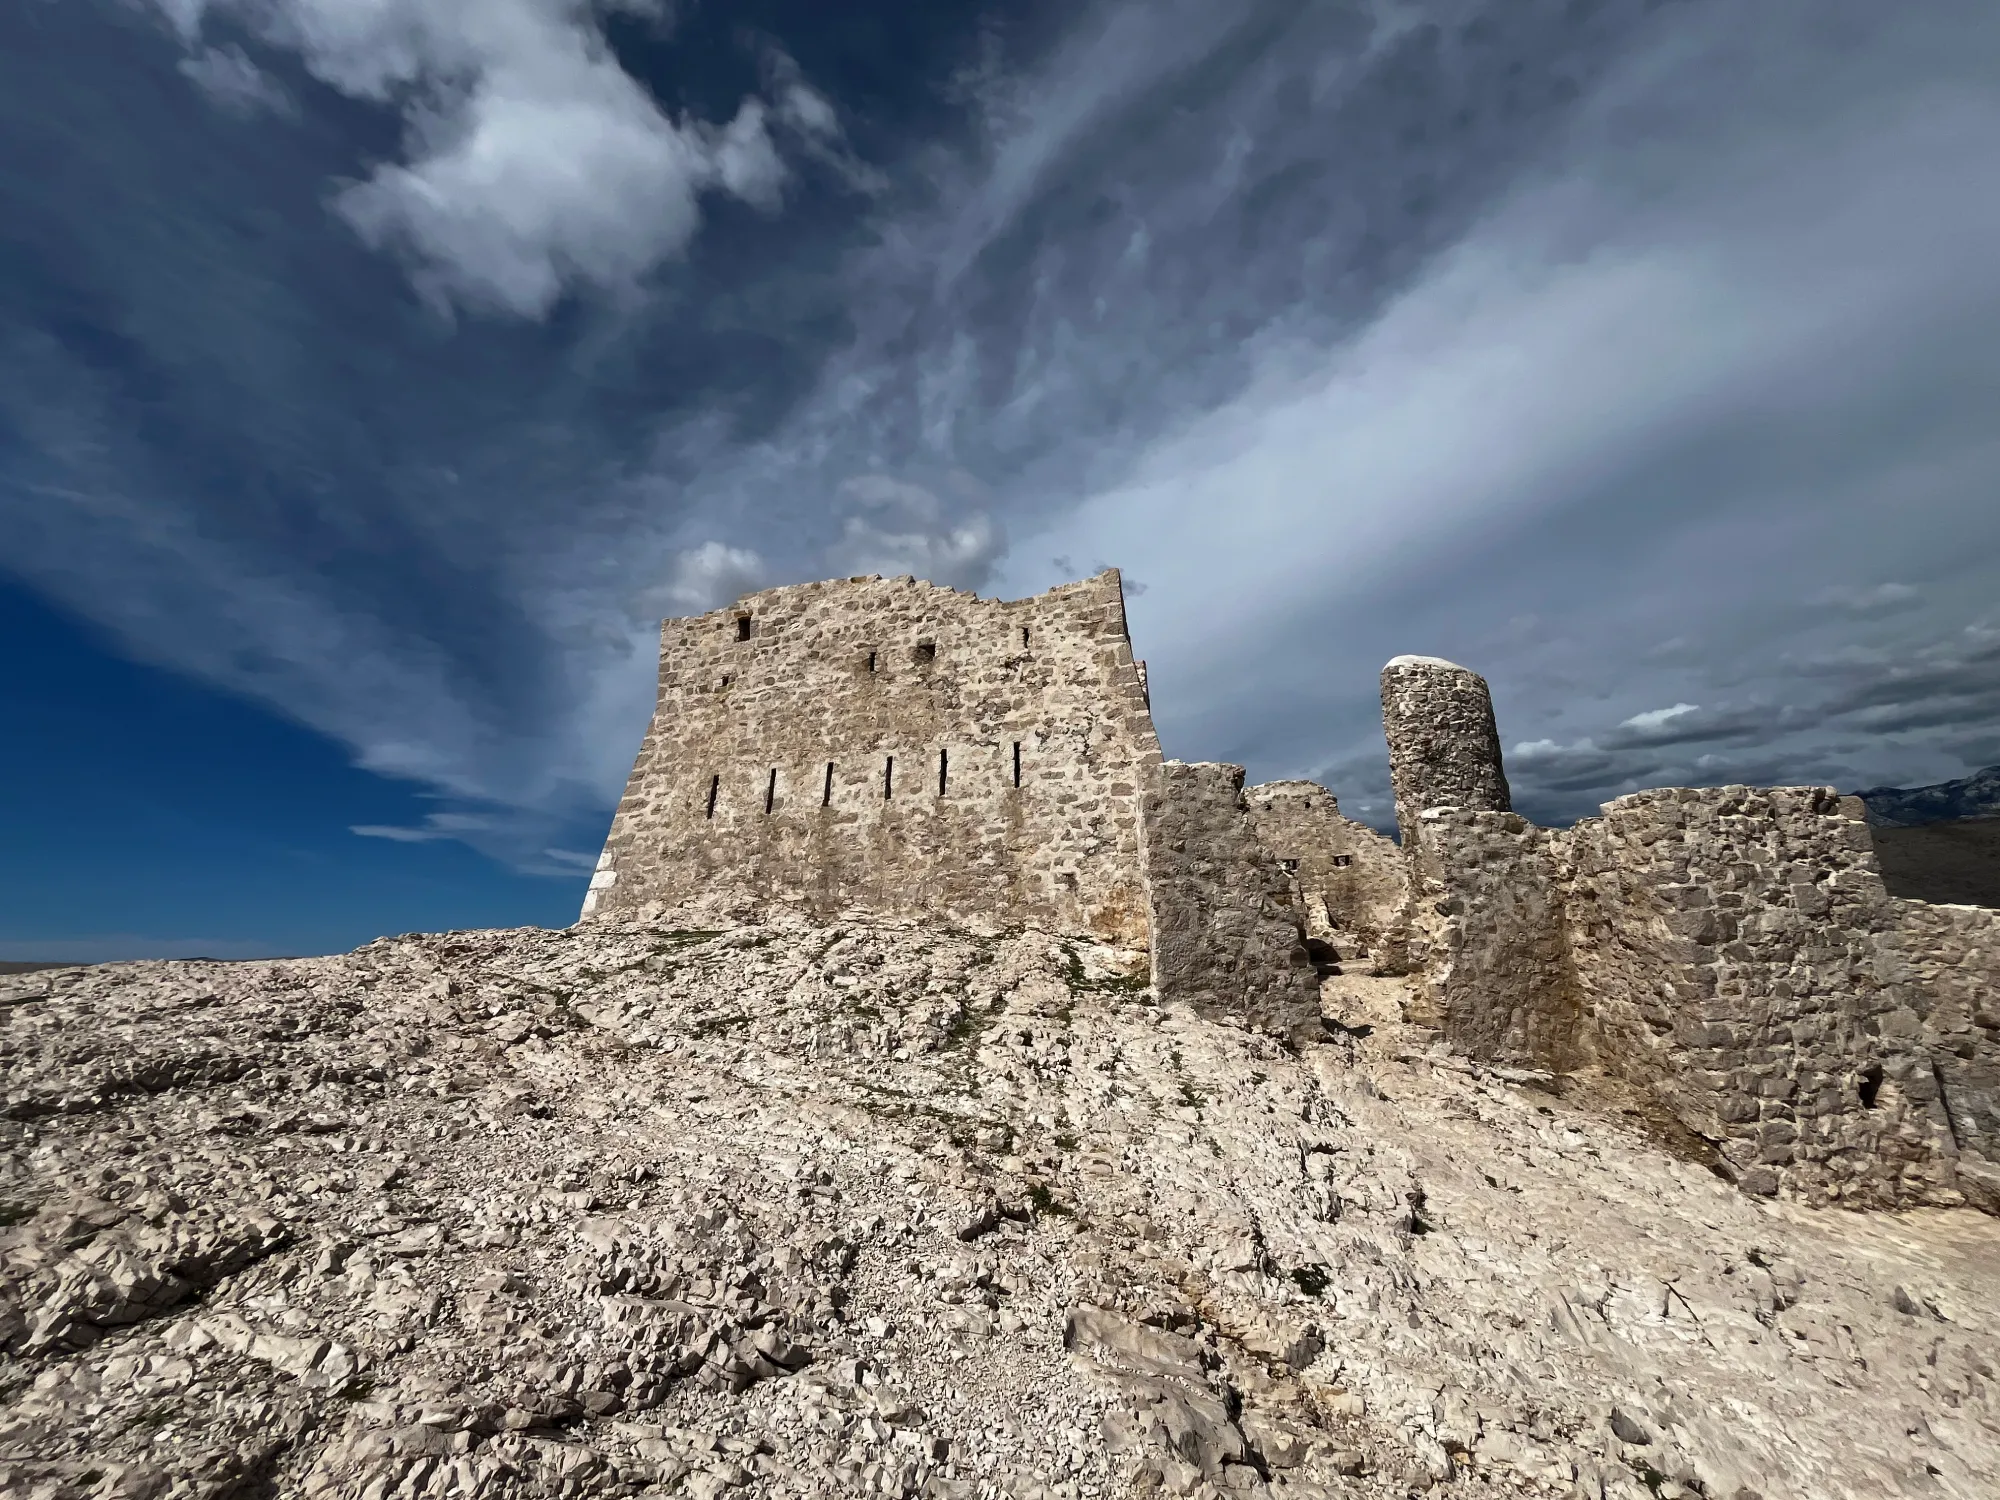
(1889, 899, 2000, 1203)
(1558, 787, 1998, 1208)
(1141, 762, 1322, 1039)
(584, 570, 1160, 944)
(1402, 808, 1581, 1071)
(1241, 780, 1403, 960)
(1378, 647, 1999, 1210)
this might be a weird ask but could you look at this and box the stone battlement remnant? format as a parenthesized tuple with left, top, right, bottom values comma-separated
(585, 569, 1318, 1036)
(1142, 762, 1321, 1040)
(1380, 655, 1512, 834)
(1241, 780, 1402, 961)
(585, 568, 1995, 1211)
(1384, 657, 2000, 1213)
(584, 570, 1161, 945)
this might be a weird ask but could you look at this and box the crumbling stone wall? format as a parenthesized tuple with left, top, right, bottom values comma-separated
(1241, 780, 1402, 960)
(1379, 648, 2000, 1210)
(584, 571, 1160, 944)
(1380, 655, 1576, 1064)
(1566, 787, 2000, 1208)
(1380, 656, 1512, 836)
(1401, 809, 1581, 1071)
(1888, 900, 2000, 1203)
(1141, 762, 1322, 1039)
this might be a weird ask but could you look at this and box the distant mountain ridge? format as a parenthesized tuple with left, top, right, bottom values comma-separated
(1855, 764, 2000, 827)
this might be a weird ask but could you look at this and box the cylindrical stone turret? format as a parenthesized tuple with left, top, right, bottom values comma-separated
(1381, 655, 1512, 842)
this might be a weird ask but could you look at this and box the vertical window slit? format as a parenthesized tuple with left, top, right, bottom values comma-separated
(1012, 741, 1022, 788)
(822, 762, 834, 807)
(939, 747, 948, 795)
(735, 615, 752, 641)
(705, 775, 720, 819)
(1021, 625, 1030, 648)
(884, 755, 894, 800)
(867, 650, 877, 673)
(765, 768, 777, 814)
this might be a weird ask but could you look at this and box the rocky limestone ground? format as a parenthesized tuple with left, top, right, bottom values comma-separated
(3, 921, 1996, 1500)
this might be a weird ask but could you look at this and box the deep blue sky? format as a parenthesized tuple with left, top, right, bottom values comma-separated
(5, 0, 1999, 958)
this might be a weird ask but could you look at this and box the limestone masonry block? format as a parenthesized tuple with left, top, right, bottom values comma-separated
(583, 570, 1161, 946)
(1380, 655, 1512, 840)
(1241, 780, 1402, 959)
(1141, 761, 1322, 1040)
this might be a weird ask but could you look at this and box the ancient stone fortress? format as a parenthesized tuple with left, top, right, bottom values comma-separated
(1382, 656, 2000, 1215)
(589, 570, 1999, 1215)
(14, 570, 2000, 1500)
(584, 570, 1321, 1036)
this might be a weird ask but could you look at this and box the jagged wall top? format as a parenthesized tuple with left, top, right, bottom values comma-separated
(1380, 655, 1513, 840)
(583, 569, 1162, 943)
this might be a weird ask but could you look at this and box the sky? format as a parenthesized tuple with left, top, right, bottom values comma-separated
(3, 0, 1998, 959)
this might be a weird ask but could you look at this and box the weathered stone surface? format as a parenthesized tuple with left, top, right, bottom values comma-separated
(1566, 784, 2000, 1209)
(1376, 666, 2000, 1212)
(1242, 780, 1403, 961)
(1380, 655, 1512, 836)
(1142, 761, 1322, 1038)
(1401, 807, 1581, 1071)
(5, 925, 1998, 1500)
(583, 570, 1161, 946)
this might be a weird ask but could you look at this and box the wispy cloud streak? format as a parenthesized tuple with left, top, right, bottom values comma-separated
(2, 0, 1996, 865)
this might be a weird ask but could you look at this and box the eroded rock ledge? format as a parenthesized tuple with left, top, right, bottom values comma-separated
(3, 922, 1997, 1500)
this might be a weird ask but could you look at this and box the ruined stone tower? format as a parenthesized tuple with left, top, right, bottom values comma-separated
(1379, 655, 1512, 839)
(582, 570, 1161, 944)
(1380, 648, 2000, 1212)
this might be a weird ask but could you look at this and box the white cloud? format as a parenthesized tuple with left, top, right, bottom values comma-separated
(21, 0, 1995, 872)
(157, 0, 825, 316)
(823, 475, 1005, 591)
(349, 822, 446, 843)
(662, 542, 766, 613)
(1512, 738, 1596, 763)
(1620, 702, 1699, 732)
(1810, 582, 1921, 613)
(177, 44, 293, 116)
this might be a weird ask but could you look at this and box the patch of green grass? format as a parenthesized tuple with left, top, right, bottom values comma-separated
(1059, 945, 1150, 998)
(942, 996, 1007, 1051)
(1176, 1081, 1205, 1110)
(1054, 1133, 1080, 1151)
(658, 929, 724, 947)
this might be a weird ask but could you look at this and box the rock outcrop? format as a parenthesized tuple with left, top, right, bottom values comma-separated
(6, 923, 1999, 1500)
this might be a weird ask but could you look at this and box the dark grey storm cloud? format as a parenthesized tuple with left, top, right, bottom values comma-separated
(2, 0, 1997, 860)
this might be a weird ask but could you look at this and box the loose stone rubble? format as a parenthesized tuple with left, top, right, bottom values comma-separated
(6, 921, 1998, 1500)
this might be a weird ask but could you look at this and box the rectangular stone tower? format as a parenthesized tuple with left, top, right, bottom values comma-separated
(581, 569, 1162, 944)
